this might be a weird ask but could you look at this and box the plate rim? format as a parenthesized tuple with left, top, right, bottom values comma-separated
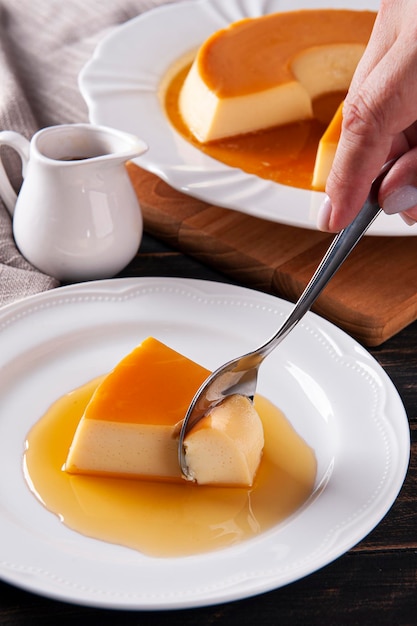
(0, 276, 410, 609)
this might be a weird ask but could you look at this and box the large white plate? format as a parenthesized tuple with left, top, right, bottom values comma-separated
(79, 0, 414, 237)
(0, 277, 410, 609)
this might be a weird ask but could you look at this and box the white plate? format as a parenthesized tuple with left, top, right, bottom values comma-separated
(79, 0, 413, 237)
(0, 277, 410, 609)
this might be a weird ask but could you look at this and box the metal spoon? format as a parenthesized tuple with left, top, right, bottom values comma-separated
(178, 160, 396, 479)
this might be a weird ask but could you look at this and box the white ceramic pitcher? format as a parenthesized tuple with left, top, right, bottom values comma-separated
(0, 123, 147, 281)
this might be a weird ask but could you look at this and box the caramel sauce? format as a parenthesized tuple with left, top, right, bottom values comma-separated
(164, 62, 345, 190)
(24, 378, 317, 558)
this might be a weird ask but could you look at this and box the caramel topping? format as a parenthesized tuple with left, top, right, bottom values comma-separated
(198, 10, 375, 97)
(82, 337, 209, 426)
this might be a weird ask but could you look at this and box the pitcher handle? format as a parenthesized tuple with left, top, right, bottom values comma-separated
(0, 131, 31, 216)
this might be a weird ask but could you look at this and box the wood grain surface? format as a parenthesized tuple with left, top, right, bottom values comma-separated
(128, 163, 417, 346)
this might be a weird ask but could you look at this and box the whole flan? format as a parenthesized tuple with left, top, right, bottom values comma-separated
(65, 337, 264, 487)
(179, 9, 375, 143)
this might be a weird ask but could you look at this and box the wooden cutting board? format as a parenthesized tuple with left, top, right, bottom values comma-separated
(127, 163, 417, 346)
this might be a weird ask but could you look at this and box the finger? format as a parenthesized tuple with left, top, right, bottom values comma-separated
(380, 148, 417, 214)
(348, 1, 399, 91)
(323, 40, 417, 231)
(322, 107, 393, 232)
(401, 212, 417, 225)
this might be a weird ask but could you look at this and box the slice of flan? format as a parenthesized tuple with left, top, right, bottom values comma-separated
(179, 9, 375, 143)
(312, 101, 344, 190)
(65, 337, 264, 487)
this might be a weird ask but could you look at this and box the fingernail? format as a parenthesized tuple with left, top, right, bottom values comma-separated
(383, 185, 417, 215)
(316, 195, 332, 231)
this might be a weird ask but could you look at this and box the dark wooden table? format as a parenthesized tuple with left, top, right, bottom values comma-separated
(1, 233, 416, 625)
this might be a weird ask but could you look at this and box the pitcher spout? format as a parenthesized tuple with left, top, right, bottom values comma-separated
(96, 126, 148, 164)
(31, 123, 148, 165)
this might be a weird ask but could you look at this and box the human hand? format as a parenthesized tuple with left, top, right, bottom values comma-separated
(317, 0, 417, 232)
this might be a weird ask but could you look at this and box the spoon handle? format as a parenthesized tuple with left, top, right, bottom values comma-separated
(257, 161, 395, 360)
